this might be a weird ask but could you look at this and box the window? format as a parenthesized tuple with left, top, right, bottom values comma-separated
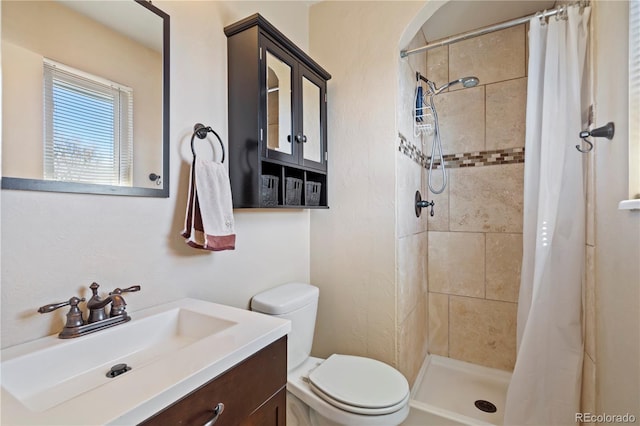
(43, 59, 133, 186)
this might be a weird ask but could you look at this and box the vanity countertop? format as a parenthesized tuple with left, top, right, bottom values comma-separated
(1, 298, 290, 425)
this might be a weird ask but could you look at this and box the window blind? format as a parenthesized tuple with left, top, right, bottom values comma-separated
(43, 59, 133, 186)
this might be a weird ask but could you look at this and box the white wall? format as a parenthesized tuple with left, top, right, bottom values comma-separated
(593, 0, 640, 416)
(309, 1, 426, 367)
(0, 1, 314, 349)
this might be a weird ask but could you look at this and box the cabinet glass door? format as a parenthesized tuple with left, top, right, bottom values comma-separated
(266, 50, 293, 157)
(302, 76, 322, 163)
(300, 69, 326, 171)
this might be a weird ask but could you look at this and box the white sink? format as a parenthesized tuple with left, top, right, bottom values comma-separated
(1, 298, 290, 425)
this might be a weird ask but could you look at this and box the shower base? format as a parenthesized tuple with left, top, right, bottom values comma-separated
(402, 355, 512, 426)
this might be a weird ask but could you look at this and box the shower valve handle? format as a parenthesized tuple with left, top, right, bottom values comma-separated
(415, 191, 435, 217)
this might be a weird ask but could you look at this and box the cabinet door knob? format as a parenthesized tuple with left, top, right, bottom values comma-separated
(203, 403, 224, 426)
(294, 133, 303, 143)
(302, 135, 308, 143)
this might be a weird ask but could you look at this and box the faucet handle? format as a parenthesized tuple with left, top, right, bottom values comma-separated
(38, 296, 86, 332)
(38, 297, 86, 314)
(107, 285, 140, 318)
(109, 285, 141, 295)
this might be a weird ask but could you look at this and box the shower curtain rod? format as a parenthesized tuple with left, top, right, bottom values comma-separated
(400, 1, 588, 58)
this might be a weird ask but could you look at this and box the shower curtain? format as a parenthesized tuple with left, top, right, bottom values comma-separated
(504, 5, 590, 425)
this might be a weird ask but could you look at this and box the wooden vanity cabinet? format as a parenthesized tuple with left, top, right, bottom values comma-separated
(224, 14, 331, 208)
(139, 336, 286, 426)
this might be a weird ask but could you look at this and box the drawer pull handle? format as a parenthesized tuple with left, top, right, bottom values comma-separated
(203, 403, 224, 426)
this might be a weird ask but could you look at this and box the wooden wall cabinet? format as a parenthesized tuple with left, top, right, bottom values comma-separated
(225, 14, 331, 208)
(139, 337, 286, 426)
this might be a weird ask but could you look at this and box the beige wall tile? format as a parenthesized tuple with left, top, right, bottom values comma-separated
(398, 59, 420, 141)
(525, 22, 530, 77)
(407, 31, 427, 75)
(428, 292, 449, 357)
(426, 170, 449, 231)
(449, 296, 517, 370)
(450, 164, 524, 233)
(486, 78, 527, 150)
(398, 293, 428, 386)
(486, 233, 523, 303)
(428, 231, 485, 297)
(397, 232, 428, 324)
(426, 45, 448, 90)
(449, 25, 526, 86)
(397, 152, 428, 237)
(433, 85, 485, 154)
(585, 245, 596, 361)
(581, 354, 596, 414)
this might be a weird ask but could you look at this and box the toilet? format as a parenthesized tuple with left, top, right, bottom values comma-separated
(251, 283, 410, 426)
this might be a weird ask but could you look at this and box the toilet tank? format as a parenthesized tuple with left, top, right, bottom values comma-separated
(251, 283, 319, 371)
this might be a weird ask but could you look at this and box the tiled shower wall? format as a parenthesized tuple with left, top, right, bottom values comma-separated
(423, 24, 527, 371)
(396, 30, 429, 386)
(399, 19, 596, 406)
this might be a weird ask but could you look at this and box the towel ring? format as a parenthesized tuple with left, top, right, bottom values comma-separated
(190, 123, 225, 163)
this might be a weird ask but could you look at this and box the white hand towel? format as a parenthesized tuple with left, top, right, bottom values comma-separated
(181, 158, 236, 251)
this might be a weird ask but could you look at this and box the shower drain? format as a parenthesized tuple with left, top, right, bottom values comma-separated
(474, 400, 497, 413)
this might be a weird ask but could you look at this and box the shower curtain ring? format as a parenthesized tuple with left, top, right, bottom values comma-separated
(537, 10, 546, 25)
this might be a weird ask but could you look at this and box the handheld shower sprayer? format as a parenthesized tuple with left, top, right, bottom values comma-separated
(426, 76, 479, 96)
(415, 73, 480, 195)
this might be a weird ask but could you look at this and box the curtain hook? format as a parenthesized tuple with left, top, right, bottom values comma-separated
(576, 136, 593, 153)
(579, 0, 589, 12)
(538, 10, 546, 26)
(555, 5, 567, 21)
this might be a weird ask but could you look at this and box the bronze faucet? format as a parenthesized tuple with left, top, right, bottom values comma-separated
(85, 282, 141, 322)
(38, 282, 141, 339)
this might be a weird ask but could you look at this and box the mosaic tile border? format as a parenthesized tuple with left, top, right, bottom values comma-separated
(398, 133, 525, 169)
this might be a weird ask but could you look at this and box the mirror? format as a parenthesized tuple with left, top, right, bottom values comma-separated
(1, 0, 169, 197)
(302, 76, 322, 163)
(266, 51, 293, 155)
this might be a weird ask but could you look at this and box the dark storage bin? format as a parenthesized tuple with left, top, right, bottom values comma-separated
(305, 181, 322, 206)
(261, 175, 279, 206)
(285, 177, 302, 205)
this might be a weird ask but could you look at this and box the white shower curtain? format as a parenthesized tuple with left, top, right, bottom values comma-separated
(504, 5, 590, 425)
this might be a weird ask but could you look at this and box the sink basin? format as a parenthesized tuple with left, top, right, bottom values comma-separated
(1, 298, 290, 425)
(3, 307, 235, 412)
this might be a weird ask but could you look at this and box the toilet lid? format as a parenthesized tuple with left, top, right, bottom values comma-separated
(307, 354, 409, 414)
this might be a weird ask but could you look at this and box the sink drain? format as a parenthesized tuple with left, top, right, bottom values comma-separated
(474, 399, 497, 413)
(106, 363, 131, 378)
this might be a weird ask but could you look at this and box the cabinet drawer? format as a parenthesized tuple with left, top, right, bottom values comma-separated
(140, 336, 286, 426)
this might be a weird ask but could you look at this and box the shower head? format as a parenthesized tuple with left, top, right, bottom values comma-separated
(461, 76, 480, 87)
(430, 76, 480, 95)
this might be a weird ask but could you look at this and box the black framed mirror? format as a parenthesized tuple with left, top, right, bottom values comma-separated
(1, 0, 170, 197)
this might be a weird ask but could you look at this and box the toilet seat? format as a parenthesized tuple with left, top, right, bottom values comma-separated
(307, 354, 410, 415)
